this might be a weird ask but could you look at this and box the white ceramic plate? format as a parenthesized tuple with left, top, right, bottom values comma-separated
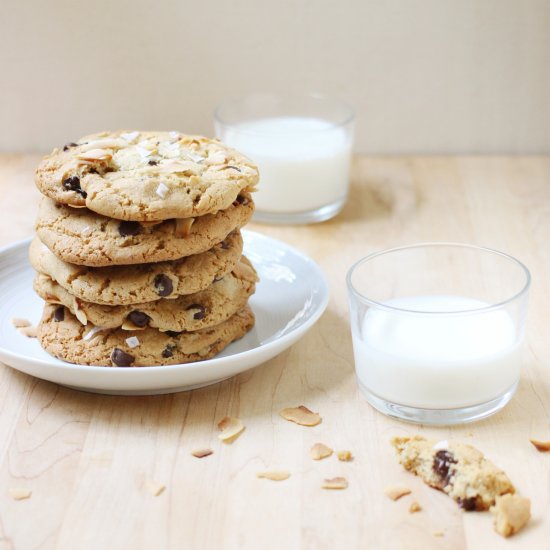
(0, 231, 329, 395)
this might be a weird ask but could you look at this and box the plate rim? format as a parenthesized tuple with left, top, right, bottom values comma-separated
(0, 231, 329, 375)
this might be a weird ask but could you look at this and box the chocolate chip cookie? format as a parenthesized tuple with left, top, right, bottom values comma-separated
(36, 192, 253, 266)
(38, 303, 255, 367)
(34, 256, 258, 331)
(391, 436, 515, 511)
(35, 131, 259, 221)
(29, 232, 243, 305)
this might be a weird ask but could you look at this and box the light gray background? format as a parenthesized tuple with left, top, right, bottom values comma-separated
(1, 0, 549, 153)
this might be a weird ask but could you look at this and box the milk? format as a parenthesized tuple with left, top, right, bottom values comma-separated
(352, 295, 521, 409)
(219, 117, 352, 214)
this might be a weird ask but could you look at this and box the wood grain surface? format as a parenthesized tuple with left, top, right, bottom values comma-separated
(0, 155, 549, 550)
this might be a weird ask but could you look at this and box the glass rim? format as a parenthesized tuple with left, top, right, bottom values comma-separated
(346, 242, 531, 315)
(213, 92, 355, 136)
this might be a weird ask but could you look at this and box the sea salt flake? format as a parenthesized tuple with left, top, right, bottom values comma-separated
(169, 131, 181, 139)
(433, 440, 449, 451)
(156, 183, 169, 198)
(125, 336, 140, 348)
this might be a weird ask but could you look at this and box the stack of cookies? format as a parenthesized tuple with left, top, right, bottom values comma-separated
(30, 131, 259, 367)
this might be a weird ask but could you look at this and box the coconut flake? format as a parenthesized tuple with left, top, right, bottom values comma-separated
(183, 150, 205, 163)
(83, 326, 106, 341)
(125, 336, 140, 348)
(121, 131, 140, 142)
(156, 183, 169, 198)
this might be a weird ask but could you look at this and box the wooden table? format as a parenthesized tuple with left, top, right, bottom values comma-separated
(0, 155, 549, 549)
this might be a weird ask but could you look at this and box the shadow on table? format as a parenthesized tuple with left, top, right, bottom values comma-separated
(6, 307, 355, 436)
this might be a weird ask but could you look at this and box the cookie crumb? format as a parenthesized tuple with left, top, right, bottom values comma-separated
(337, 450, 353, 461)
(217, 416, 245, 443)
(384, 485, 412, 501)
(491, 494, 531, 537)
(529, 439, 550, 452)
(310, 443, 333, 460)
(279, 406, 321, 427)
(11, 318, 31, 328)
(145, 479, 166, 497)
(409, 501, 422, 513)
(18, 326, 37, 338)
(257, 471, 290, 481)
(433, 531, 444, 537)
(9, 488, 31, 500)
(191, 448, 213, 459)
(321, 477, 348, 490)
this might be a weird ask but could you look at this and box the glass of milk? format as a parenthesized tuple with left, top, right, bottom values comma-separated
(214, 93, 355, 224)
(346, 243, 531, 425)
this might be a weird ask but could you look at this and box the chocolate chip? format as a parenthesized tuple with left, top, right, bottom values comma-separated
(187, 304, 206, 320)
(127, 311, 150, 327)
(88, 168, 98, 174)
(457, 497, 477, 511)
(111, 348, 135, 367)
(154, 274, 173, 297)
(219, 239, 229, 250)
(148, 160, 158, 166)
(53, 306, 65, 322)
(233, 194, 247, 206)
(162, 345, 175, 358)
(118, 221, 141, 237)
(433, 450, 457, 485)
(63, 142, 78, 151)
(226, 165, 241, 172)
(165, 330, 182, 338)
(62, 176, 87, 198)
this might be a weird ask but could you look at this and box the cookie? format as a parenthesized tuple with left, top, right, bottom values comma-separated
(391, 436, 515, 511)
(28, 233, 243, 305)
(35, 131, 259, 221)
(491, 494, 531, 537)
(37, 303, 255, 367)
(34, 256, 258, 331)
(36, 192, 253, 266)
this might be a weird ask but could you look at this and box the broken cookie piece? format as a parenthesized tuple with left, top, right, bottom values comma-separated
(390, 436, 514, 511)
(491, 494, 531, 537)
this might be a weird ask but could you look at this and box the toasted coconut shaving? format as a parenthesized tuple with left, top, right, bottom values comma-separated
(311, 443, 333, 460)
(529, 439, 550, 452)
(73, 300, 88, 325)
(321, 477, 348, 490)
(174, 218, 195, 238)
(83, 326, 106, 341)
(409, 501, 422, 513)
(79, 138, 128, 151)
(384, 485, 412, 501)
(191, 448, 213, 458)
(9, 488, 31, 500)
(337, 450, 353, 462)
(280, 406, 321, 426)
(217, 416, 245, 442)
(11, 318, 31, 328)
(121, 320, 147, 331)
(155, 160, 200, 174)
(76, 148, 112, 161)
(257, 471, 290, 481)
(145, 479, 166, 496)
(18, 326, 37, 338)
